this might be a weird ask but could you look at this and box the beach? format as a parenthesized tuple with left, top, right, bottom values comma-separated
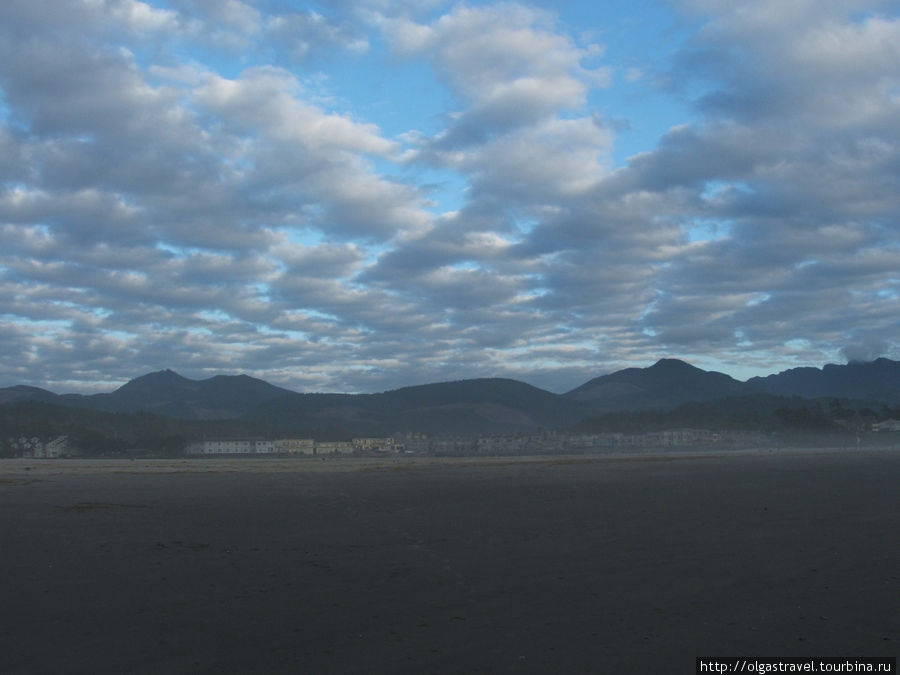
(1, 449, 897, 673)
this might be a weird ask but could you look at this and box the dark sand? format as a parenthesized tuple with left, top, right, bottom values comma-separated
(1, 449, 897, 673)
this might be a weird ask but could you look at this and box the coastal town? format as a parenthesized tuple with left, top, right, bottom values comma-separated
(4, 426, 880, 459)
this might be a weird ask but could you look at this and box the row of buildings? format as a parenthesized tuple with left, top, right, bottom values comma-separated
(184, 428, 769, 457)
(402, 429, 768, 455)
(5, 436, 73, 458)
(185, 437, 398, 456)
(10, 422, 898, 458)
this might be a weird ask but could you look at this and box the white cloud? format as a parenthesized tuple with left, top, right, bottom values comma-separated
(101, 0, 180, 33)
(266, 10, 370, 62)
(0, 0, 897, 394)
(385, 3, 610, 142)
(166, 0, 262, 48)
(196, 67, 396, 155)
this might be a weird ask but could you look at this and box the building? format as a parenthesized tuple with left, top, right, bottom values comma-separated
(644, 429, 719, 446)
(873, 419, 900, 432)
(314, 441, 354, 455)
(186, 439, 276, 455)
(274, 438, 315, 455)
(185, 438, 362, 456)
(41, 436, 72, 458)
(4, 435, 73, 458)
(352, 437, 396, 453)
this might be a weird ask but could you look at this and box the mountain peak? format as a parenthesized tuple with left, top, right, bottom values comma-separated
(138, 368, 184, 380)
(564, 358, 742, 408)
(114, 369, 189, 392)
(650, 358, 697, 370)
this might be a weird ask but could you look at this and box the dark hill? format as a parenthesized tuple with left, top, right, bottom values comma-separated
(747, 358, 900, 403)
(78, 370, 295, 419)
(245, 378, 579, 437)
(380, 378, 579, 431)
(0, 385, 61, 406)
(564, 358, 747, 410)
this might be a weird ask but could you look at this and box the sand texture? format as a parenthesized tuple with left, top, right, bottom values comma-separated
(1, 450, 898, 673)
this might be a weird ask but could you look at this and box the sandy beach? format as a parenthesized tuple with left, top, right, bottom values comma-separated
(1, 449, 897, 673)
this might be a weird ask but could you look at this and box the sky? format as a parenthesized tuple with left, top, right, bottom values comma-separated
(1, 0, 898, 395)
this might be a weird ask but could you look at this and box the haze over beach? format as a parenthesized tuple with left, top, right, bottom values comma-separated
(1, 0, 898, 395)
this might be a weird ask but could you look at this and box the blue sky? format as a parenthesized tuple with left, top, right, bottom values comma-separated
(0, 0, 898, 394)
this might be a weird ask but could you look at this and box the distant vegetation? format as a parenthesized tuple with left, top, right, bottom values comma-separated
(573, 395, 897, 437)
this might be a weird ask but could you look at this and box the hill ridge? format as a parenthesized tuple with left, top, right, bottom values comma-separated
(1, 358, 898, 431)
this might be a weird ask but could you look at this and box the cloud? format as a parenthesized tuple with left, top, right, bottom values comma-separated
(677, 0, 900, 127)
(102, 0, 181, 34)
(383, 3, 609, 147)
(0, 0, 898, 394)
(193, 66, 432, 241)
(266, 10, 370, 62)
(620, 0, 900, 369)
(841, 340, 888, 364)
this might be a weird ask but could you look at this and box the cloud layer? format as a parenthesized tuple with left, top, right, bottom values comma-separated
(1, 0, 898, 393)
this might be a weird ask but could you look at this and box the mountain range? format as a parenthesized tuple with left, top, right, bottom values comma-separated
(2, 358, 899, 439)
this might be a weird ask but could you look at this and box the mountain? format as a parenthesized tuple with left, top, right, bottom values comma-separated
(564, 358, 747, 411)
(3, 357, 899, 437)
(76, 370, 296, 419)
(246, 378, 580, 437)
(0, 385, 61, 406)
(747, 358, 900, 403)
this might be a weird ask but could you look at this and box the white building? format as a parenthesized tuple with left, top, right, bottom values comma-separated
(186, 439, 276, 455)
(5, 436, 73, 458)
(873, 419, 900, 432)
(274, 438, 315, 455)
(352, 437, 395, 453)
(315, 441, 354, 455)
(26, 436, 73, 458)
(42, 436, 72, 458)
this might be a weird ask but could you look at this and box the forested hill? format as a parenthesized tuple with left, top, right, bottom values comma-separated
(1, 358, 899, 452)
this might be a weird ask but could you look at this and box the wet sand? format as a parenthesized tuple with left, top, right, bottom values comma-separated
(1, 449, 898, 673)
